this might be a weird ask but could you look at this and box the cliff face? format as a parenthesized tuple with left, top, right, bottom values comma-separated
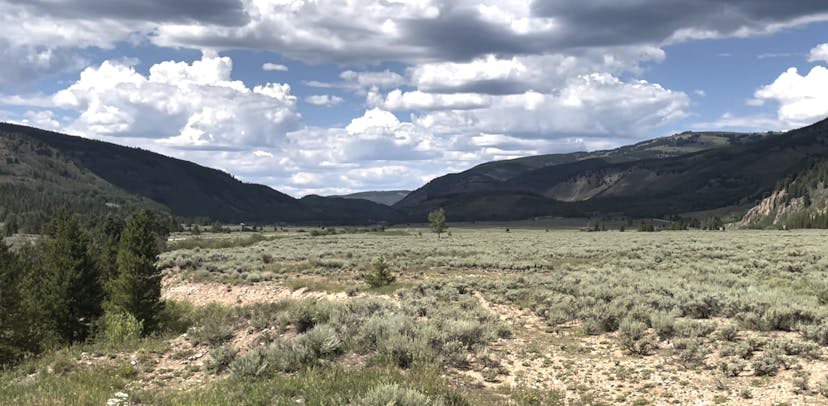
(737, 189, 807, 228)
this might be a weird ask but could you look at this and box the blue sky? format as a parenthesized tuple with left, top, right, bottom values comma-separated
(1, 1, 828, 196)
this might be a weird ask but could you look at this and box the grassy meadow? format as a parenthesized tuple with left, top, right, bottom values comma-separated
(5, 227, 828, 405)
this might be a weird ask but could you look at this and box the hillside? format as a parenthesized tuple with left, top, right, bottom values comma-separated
(0, 131, 166, 233)
(738, 160, 828, 228)
(395, 120, 828, 221)
(331, 190, 410, 206)
(0, 123, 400, 227)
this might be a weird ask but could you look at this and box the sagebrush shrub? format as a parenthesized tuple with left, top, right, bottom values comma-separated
(361, 384, 431, 406)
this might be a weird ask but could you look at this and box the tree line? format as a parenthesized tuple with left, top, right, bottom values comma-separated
(0, 209, 168, 366)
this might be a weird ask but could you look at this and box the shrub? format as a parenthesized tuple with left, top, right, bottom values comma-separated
(800, 321, 828, 345)
(207, 345, 238, 373)
(716, 324, 739, 342)
(100, 311, 143, 346)
(188, 304, 235, 346)
(362, 257, 396, 288)
(674, 320, 716, 338)
(650, 312, 676, 340)
(297, 324, 342, 360)
(619, 318, 656, 355)
(752, 351, 785, 376)
(361, 384, 431, 406)
(158, 300, 196, 335)
(380, 334, 435, 369)
(230, 348, 269, 378)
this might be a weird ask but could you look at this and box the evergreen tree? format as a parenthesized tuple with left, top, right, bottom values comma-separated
(95, 216, 125, 285)
(108, 210, 163, 334)
(0, 242, 29, 365)
(38, 210, 103, 343)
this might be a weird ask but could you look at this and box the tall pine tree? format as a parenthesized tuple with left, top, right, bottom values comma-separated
(0, 241, 28, 365)
(38, 210, 103, 343)
(108, 210, 163, 334)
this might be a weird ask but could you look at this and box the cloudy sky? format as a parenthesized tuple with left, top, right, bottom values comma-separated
(1, 1, 828, 196)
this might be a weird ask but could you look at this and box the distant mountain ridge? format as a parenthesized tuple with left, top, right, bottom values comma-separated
(394, 120, 828, 222)
(3, 118, 828, 229)
(331, 190, 411, 206)
(0, 123, 400, 227)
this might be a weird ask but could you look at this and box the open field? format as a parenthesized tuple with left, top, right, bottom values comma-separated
(5, 228, 828, 405)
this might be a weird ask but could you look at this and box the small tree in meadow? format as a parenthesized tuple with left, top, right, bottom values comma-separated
(427, 208, 447, 239)
(363, 257, 396, 288)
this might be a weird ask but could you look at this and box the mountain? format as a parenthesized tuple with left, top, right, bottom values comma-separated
(738, 160, 828, 228)
(395, 120, 828, 222)
(0, 123, 400, 228)
(396, 131, 772, 208)
(5, 118, 828, 229)
(331, 190, 411, 206)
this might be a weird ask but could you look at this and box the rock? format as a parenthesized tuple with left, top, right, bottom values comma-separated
(105, 392, 129, 406)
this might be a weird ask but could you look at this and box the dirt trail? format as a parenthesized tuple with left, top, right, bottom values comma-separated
(162, 279, 352, 306)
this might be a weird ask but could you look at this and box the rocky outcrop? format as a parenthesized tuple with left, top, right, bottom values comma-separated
(737, 189, 806, 228)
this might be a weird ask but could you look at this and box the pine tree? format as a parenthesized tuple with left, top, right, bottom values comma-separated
(95, 216, 125, 285)
(0, 241, 28, 365)
(39, 210, 103, 343)
(108, 210, 163, 334)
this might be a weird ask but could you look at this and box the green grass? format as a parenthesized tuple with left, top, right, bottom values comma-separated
(149, 363, 471, 405)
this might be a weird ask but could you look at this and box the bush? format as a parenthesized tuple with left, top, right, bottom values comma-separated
(650, 312, 675, 340)
(380, 334, 435, 369)
(207, 345, 238, 373)
(298, 324, 343, 360)
(716, 324, 739, 342)
(619, 318, 656, 355)
(188, 304, 235, 346)
(752, 351, 785, 376)
(100, 312, 143, 346)
(362, 257, 396, 288)
(230, 348, 269, 378)
(361, 383, 431, 406)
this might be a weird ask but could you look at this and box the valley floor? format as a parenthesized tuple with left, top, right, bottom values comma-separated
(4, 228, 828, 405)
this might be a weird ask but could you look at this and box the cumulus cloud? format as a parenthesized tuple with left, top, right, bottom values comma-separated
(53, 54, 300, 147)
(751, 66, 828, 127)
(305, 94, 344, 106)
(809, 43, 828, 62)
(398, 73, 690, 138)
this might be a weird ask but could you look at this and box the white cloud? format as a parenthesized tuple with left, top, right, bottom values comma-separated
(304, 94, 344, 106)
(752, 66, 828, 127)
(340, 70, 406, 89)
(809, 43, 828, 63)
(408, 73, 689, 138)
(52, 54, 300, 147)
(371, 89, 491, 111)
(262, 62, 288, 71)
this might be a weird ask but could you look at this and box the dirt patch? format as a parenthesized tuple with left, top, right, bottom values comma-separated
(162, 278, 352, 307)
(470, 291, 828, 405)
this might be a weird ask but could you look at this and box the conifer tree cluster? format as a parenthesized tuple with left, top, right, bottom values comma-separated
(0, 209, 168, 366)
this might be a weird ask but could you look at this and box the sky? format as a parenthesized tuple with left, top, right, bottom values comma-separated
(1, 1, 828, 197)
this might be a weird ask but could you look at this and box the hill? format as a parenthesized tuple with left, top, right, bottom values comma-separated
(0, 123, 400, 229)
(738, 160, 828, 228)
(395, 120, 828, 222)
(331, 190, 410, 206)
